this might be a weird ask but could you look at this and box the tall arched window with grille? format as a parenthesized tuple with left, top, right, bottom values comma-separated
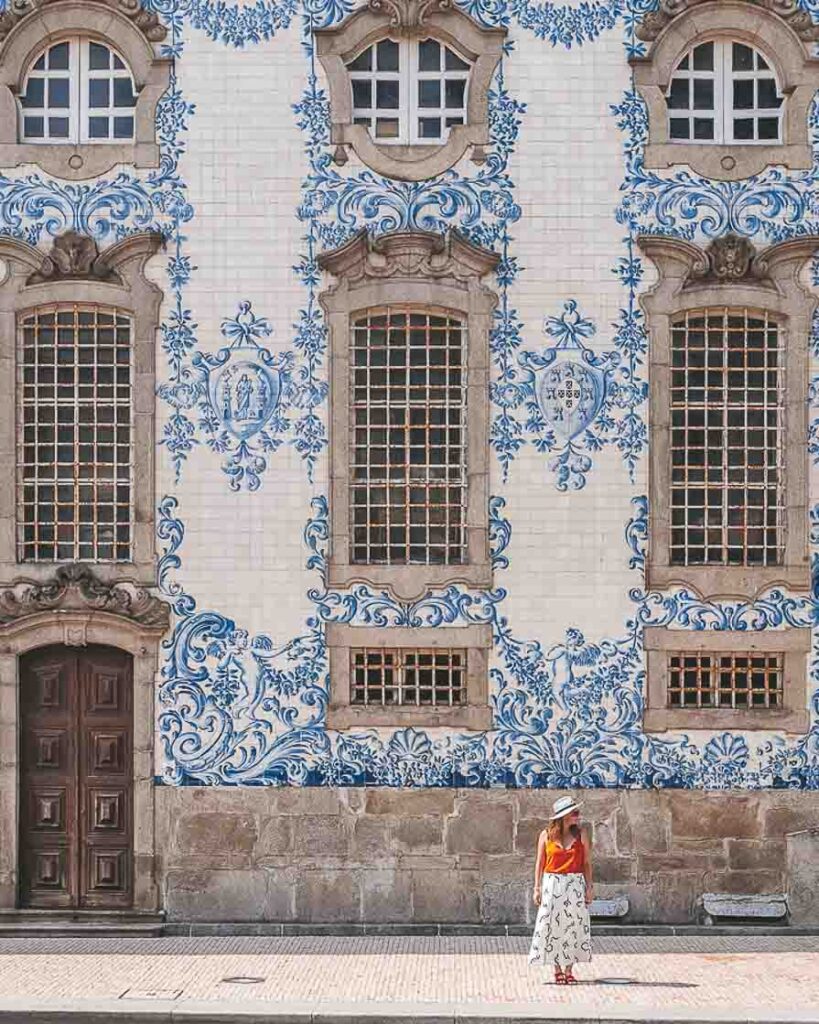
(668, 307, 783, 570)
(0, 231, 161, 584)
(18, 304, 133, 563)
(638, 233, 817, 599)
(350, 307, 467, 567)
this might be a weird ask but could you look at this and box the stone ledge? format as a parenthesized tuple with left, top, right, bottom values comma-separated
(702, 893, 788, 920)
(590, 897, 629, 919)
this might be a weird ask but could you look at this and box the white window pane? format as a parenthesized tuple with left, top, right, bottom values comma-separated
(89, 78, 109, 108)
(23, 116, 44, 138)
(20, 77, 44, 108)
(88, 116, 109, 138)
(376, 39, 399, 71)
(88, 42, 111, 70)
(48, 42, 69, 70)
(418, 39, 440, 71)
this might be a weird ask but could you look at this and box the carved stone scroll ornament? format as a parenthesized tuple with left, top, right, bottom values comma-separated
(27, 231, 114, 284)
(24, 229, 164, 285)
(0, 0, 168, 42)
(636, 0, 819, 41)
(692, 233, 760, 283)
(367, 0, 453, 30)
(0, 565, 170, 629)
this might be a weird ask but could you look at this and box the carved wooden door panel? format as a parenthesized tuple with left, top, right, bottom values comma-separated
(20, 646, 133, 909)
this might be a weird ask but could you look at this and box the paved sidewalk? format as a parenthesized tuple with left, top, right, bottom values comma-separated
(0, 934, 817, 1022)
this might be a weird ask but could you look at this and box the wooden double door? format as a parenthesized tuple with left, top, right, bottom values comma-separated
(19, 645, 133, 909)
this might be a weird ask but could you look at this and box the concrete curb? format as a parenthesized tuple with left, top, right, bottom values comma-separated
(159, 923, 819, 939)
(0, 999, 818, 1024)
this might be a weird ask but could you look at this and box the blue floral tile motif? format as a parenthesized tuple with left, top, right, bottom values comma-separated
(156, 489, 819, 789)
(192, 301, 323, 490)
(0, 0, 816, 789)
(519, 300, 620, 490)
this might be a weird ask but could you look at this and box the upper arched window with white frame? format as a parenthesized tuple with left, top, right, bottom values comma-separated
(0, 0, 171, 179)
(315, 0, 505, 181)
(666, 39, 783, 145)
(19, 36, 138, 145)
(631, 0, 819, 180)
(347, 36, 470, 146)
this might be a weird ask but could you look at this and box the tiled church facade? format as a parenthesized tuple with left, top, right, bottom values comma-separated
(0, 0, 818, 926)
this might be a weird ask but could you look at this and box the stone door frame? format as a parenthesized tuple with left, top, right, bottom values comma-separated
(0, 607, 167, 912)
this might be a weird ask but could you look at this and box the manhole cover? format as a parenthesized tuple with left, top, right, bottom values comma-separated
(120, 988, 183, 1000)
(220, 976, 265, 985)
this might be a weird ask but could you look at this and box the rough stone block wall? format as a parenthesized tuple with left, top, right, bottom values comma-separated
(156, 787, 819, 925)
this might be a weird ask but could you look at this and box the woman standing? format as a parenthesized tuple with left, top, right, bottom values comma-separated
(528, 795, 593, 984)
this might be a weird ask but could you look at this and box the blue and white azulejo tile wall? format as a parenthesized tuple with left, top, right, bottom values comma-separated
(3, 0, 819, 791)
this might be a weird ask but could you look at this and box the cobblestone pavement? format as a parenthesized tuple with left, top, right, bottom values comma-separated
(0, 934, 817, 1016)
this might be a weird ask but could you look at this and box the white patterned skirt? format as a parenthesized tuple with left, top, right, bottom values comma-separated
(527, 872, 592, 971)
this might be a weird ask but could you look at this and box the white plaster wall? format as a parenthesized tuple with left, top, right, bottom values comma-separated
(159, 23, 322, 642)
(498, 26, 639, 645)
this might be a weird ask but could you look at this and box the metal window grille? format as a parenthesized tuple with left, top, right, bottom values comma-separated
(18, 305, 133, 563)
(666, 40, 783, 144)
(347, 38, 469, 145)
(668, 652, 783, 709)
(350, 308, 466, 566)
(669, 308, 783, 567)
(19, 37, 137, 145)
(351, 648, 466, 707)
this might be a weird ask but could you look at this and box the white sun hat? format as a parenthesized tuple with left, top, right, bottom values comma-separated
(549, 795, 582, 820)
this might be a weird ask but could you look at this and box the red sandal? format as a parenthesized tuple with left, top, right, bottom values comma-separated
(554, 967, 568, 985)
(564, 968, 579, 984)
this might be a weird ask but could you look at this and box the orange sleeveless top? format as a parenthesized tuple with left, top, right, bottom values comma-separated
(544, 836, 585, 874)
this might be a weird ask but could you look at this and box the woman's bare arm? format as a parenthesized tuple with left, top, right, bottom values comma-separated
(532, 829, 547, 905)
(580, 825, 593, 905)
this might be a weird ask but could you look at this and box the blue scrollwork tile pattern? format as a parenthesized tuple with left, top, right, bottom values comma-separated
(0, 0, 816, 789)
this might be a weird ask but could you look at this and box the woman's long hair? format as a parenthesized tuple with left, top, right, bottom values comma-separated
(547, 816, 578, 844)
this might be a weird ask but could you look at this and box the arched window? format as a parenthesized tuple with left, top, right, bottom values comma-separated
(19, 37, 137, 145)
(668, 307, 782, 568)
(666, 40, 783, 145)
(350, 307, 466, 566)
(0, 230, 162, 585)
(315, 0, 504, 181)
(19, 303, 133, 563)
(638, 232, 817, 598)
(631, 0, 819, 179)
(347, 38, 470, 145)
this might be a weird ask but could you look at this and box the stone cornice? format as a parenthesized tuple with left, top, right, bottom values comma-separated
(637, 233, 819, 291)
(0, 230, 164, 285)
(0, 564, 170, 630)
(0, 0, 168, 42)
(636, 0, 819, 42)
(317, 229, 499, 285)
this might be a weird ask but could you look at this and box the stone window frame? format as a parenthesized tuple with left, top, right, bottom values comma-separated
(326, 622, 492, 729)
(0, 566, 170, 912)
(0, 230, 163, 587)
(0, 0, 171, 180)
(631, 0, 819, 181)
(318, 228, 498, 602)
(315, 0, 505, 182)
(638, 232, 819, 600)
(643, 625, 810, 733)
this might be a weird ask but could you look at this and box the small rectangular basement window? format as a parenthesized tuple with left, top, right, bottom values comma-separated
(325, 623, 492, 730)
(351, 647, 466, 707)
(643, 626, 810, 733)
(668, 651, 783, 709)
